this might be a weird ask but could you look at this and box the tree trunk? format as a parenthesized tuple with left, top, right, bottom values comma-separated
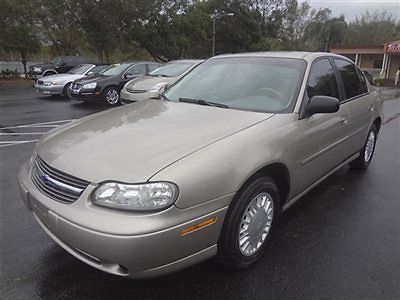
(20, 50, 27, 79)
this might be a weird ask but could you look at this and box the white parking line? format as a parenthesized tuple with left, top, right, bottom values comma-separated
(1, 119, 75, 130)
(0, 132, 46, 135)
(0, 140, 39, 148)
(0, 118, 75, 149)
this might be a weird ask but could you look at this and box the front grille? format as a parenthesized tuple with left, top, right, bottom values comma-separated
(31, 156, 90, 203)
(126, 87, 146, 93)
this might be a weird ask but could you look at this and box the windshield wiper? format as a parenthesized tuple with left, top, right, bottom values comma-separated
(179, 97, 229, 108)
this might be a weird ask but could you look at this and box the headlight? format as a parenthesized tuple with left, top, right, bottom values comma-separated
(43, 81, 53, 86)
(83, 82, 97, 89)
(92, 182, 178, 211)
(149, 82, 168, 93)
(33, 67, 42, 72)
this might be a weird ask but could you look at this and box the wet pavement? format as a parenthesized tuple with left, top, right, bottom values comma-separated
(1, 82, 399, 299)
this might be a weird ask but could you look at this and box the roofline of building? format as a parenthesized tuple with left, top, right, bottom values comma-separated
(331, 44, 383, 50)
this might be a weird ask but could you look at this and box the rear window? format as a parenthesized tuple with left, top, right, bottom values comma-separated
(334, 59, 364, 99)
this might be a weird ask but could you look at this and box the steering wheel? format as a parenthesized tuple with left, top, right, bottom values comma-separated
(255, 87, 286, 101)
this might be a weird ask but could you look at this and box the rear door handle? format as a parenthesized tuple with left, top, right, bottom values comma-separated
(340, 117, 348, 125)
(369, 106, 374, 112)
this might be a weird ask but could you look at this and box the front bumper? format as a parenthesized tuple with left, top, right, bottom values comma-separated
(120, 89, 156, 104)
(18, 161, 229, 278)
(34, 83, 64, 95)
(70, 89, 101, 102)
(29, 72, 43, 80)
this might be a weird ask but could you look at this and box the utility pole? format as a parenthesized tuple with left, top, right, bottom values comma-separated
(211, 10, 234, 57)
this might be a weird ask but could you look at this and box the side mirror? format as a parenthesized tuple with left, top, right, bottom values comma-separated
(60, 62, 67, 67)
(124, 73, 135, 79)
(307, 95, 339, 115)
(86, 71, 94, 76)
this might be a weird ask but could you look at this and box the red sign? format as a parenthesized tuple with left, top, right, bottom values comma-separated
(385, 41, 400, 53)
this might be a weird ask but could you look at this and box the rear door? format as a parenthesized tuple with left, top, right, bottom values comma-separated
(333, 59, 374, 154)
(298, 58, 352, 190)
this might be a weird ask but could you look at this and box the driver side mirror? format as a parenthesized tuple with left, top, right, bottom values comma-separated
(307, 95, 339, 115)
(86, 71, 94, 76)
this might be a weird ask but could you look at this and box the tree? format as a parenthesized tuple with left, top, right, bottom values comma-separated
(34, 0, 84, 55)
(345, 11, 400, 45)
(0, 0, 40, 77)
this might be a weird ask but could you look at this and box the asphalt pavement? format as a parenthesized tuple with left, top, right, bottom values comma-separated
(1, 81, 399, 299)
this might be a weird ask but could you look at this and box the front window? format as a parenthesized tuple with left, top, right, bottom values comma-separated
(164, 57, 306, 113)
(68, 64, 93, 75)
(149, 62, 195, 78)
(100, 63, 131, 76)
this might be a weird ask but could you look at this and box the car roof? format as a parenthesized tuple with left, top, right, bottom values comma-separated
(213, 51, 350, 63)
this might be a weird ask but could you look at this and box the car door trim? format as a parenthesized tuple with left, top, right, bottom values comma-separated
(284, 152, 360, 211)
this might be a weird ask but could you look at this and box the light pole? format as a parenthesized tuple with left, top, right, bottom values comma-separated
(211, 10, 234, 57)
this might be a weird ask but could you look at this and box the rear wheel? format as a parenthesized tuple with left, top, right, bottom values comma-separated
(102, 87, 120, 106)
(218, 176, 279, 270)
(349, 124, 378, 170)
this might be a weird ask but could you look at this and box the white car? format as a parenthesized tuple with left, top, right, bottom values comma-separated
(34, 64, 109, 98)
(120, 60, 203, 104)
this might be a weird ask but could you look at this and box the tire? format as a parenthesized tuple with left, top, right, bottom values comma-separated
(63, 82, 72, 99)
(102, 86, 120, 106)
(349, 124, 378, 170)
(218, 176, 279, 270)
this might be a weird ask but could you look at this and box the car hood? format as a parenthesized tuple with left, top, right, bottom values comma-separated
(38, 100, 273, 183)
(126, 76, 177, 91)
(39, 73, 83, 83)
(73, 74, 111, 85)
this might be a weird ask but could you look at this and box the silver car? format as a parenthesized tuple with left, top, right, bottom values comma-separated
(18, 52, 382, 278)
(120, 60, 203, 104)
(34, 64, 109, 98)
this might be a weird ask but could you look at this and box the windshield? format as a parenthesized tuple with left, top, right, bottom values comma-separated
(90, 65, 109, 74)
(99, 63, 131, 76)
(164, 57, 306, 113)
(149, 62, 194, 77)
(50, 57, 62, 65)
(68, 64, 93, 75)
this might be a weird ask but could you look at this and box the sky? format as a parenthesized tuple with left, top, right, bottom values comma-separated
(298, 0, 400, 20)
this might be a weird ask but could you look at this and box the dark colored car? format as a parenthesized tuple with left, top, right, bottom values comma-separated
(29, 56, 90, 80)
(69, 61, 160, 105)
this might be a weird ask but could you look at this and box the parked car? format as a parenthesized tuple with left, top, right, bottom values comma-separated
(121, 60, 203, 104)
(34, 64, 109, 98)
(28, 56, 89, 79)
(18, 52, 382, 278)
(69, 61, 160, 105)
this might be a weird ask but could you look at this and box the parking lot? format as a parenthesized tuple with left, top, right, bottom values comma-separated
(1, 81, 399, 299)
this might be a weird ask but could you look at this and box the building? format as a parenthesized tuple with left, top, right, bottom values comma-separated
(331, 40, 400, 82)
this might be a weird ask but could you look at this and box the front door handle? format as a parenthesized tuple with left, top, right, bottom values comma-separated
(369, 106, 374, 112)
(340, 117, 348, 125)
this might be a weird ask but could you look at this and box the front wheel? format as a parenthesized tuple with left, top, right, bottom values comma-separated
(218, 176, 279, 270)
(349, 124, 378, 170)
(102, 87, 120, 106)
(63, 82, 72, 99)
